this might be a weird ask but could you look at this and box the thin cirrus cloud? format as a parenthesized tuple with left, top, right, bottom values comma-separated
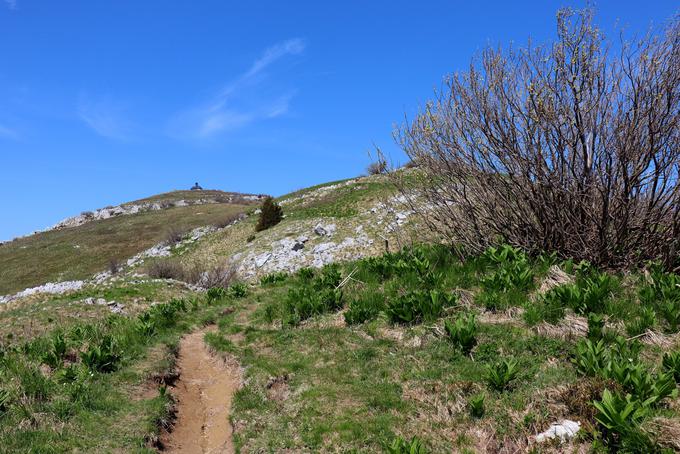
(167, 38, 305, 140)
(4, 0, 17, 10)
(77, 94, 134, 141)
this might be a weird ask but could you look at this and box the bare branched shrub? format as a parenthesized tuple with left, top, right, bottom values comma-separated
(200, 264, 236, 289)
(146, 260, 185, 280)
(367, 159, 388, 175)
(164, 227, 186, 246)
(146, 259, 235, 289)
(108, 258, 121, 275)
(394, 8, 680, 269)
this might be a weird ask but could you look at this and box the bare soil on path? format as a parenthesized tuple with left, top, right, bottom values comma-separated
(162, 326, 239, 454)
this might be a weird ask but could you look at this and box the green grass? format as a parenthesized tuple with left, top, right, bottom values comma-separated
(0, 288, 239, 453)
(206, 244, 680, 452)
(0, 202, 249, 295)
(2, 226, 680, 452)
(125, 189, 260, 205)
(282, 179, 394, 220)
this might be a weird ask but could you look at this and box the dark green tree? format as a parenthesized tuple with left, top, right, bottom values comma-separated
(255, 197, 283, 232)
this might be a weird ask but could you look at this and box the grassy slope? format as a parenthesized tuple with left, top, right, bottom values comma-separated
(126, 189, 261, 205)
(0, 197, 251, 295)
(2, 176, 679, 452)
(209, 250, 678, 452)
(177, 174, 416, 275)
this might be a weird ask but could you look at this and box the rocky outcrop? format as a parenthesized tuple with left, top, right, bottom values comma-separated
(235, 225, 374, 278)
(0, 280, 85, 304)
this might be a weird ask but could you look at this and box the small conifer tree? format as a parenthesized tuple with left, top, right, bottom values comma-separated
(255, 197, 283, 232)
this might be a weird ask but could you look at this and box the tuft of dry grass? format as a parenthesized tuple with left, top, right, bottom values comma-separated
(643, 417, 680, 451)
(533, 314, 588, 340)
(537, 265, 573, 294)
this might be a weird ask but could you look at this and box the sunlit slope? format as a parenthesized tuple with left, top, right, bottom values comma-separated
(0, 191, 256, 295)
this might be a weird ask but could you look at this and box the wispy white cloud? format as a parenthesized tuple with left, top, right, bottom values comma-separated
(244, 38, 305, 79)
(77, 94, 133, 141)
(0, 123, 18, 140)
(168, 38, 305, 140)
(4, 0, 17, 10)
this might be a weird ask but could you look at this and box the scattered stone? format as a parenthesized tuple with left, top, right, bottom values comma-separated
(292, 242, 305, 251)
(534, 420, 581, 443)
(313, 223, 336, 237)
(255, 253, 272, 268)
(0, 280, 86, 304)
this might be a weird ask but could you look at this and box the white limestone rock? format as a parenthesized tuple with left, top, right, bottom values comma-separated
(535, 420, 581, 443)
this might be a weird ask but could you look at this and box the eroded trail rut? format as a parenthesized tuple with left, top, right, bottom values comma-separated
(162, 327, 239, 454)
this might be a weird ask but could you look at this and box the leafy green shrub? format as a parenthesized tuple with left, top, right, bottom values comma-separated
(80, 335, 122, 373)
(314, 264, 342, 289)
(481, 245, 534, 293)
(485, 357, 519, 391)
(19, 365, 53, 400)
(229, 282, 248, 298)
(55, 364, 81, 384)
(574, 338, 676, 405)
(318, 288, 344, 311)
(639, 264, 680, 304)
(295, 267, 315, 282)
(575, 274, 616, 314)
(483, 244, 526, 265)
(41, 331, 68, 369)
(136, 317, 157, 338)
(593, 389, 654, 452)
(0, 389, 10, 415)
(386, 290, 455, 325)
(255, 197, 283, 232)
(444, 313, 477, 354)
(344, 290, 384, 325)
(574, 339, 609, 376)
(359, 255, 395, 280)
(282, 285, 344, 326)
(662, 351, 680, 383)
(207, 287, 227, 302)
(385, 436, 427, 454)
(625, 307, 656, 337)
(523, 292, 566, 325)
(659, 299, 680, 332)
(468, 393, 485, 418)
(260, 272, 288, 285)
(538, 272, 616, 317)
(587, 312, 605, 341)
(147, 298, 186, 328)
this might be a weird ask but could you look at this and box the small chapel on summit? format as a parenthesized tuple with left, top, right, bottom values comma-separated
(190, 182, 203, 191)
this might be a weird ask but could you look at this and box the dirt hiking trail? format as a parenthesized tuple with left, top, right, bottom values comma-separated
(162, 326, 239, 454)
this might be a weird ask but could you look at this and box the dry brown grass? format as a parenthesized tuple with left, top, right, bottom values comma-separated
(537, 265, 574, 294)
(146, 259, 236, 289)
(0, 203, 249, 295)
(533, 314, 588, 340)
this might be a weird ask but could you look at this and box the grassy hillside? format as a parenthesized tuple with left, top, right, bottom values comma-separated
(0, 191, 254, 295)
(125, 189, 260, 205)
(1, 176, 679, 453)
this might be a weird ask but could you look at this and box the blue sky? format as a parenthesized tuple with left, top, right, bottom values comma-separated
(1, 1, 677, 240)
